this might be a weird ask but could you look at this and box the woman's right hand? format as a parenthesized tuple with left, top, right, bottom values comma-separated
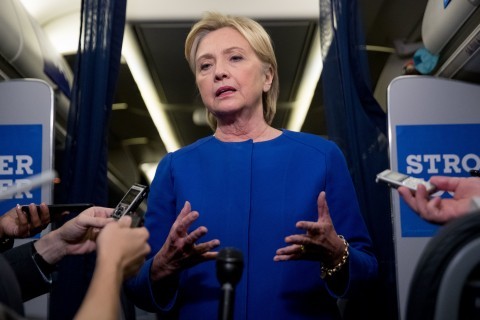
(150, 201, 220, 281)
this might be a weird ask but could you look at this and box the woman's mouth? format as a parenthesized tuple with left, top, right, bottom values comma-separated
(216, 86, 236, 97)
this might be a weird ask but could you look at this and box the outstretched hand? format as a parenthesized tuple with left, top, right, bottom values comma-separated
(398, 176, 480, 224)
(56, 206, 114, 256)
(274, 191, 346, 267)
(35, 206, 114, 265)
(151, 201, 220, 281)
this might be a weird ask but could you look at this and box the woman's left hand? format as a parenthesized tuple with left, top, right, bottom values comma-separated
(274, 191, 346, 266)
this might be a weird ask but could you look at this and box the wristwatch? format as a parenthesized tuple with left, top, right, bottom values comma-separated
(31, 241, 56, 284)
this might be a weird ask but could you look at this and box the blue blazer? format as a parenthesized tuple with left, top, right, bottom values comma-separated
(127, 130, 378, 319)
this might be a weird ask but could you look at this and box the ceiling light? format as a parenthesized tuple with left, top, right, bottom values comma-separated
(19, 2, 181, 153)
(122, 25, 181, 152)
(139, 162, 158, 184)
(287, 27, 322, 131)
(112, 103, 128, 110)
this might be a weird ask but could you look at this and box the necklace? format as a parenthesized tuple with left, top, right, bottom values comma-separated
(251, 124, 270, 141)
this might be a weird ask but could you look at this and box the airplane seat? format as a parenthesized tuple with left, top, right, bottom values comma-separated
(406, 210, 480, 320)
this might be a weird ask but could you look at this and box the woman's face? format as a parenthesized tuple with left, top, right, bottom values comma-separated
(194, 27, 272, 122)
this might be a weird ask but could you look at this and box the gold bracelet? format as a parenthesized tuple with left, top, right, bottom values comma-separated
(320, 235, 349, 279)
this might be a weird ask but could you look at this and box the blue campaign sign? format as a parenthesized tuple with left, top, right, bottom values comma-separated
(387, 76, 480, 319)
(396, 123, 480, 237)
(0, 124, 43, 214)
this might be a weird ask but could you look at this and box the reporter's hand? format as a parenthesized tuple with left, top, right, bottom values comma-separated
(35, 206, 114, 264)
(56, 206, 114, 255)
(151, 201, 220, 281)
(0, 203, 50, 238)
(74, 216, 150, 320)
(96, 215, 151, 279)
(398, 176, 480, 224)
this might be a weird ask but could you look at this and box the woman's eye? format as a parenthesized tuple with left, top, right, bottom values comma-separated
(199, 63, 211, 71)
(231, 55, 243, 62)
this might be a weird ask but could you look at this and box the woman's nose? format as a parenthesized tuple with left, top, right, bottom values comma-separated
(215, 72, 226, 80)
(214, 64, 229, 80)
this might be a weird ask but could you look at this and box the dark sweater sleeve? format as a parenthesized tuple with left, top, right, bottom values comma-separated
(3, 242, 51, 301)
(0, 255, 24, 316)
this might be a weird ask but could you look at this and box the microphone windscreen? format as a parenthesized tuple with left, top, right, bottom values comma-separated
(216, 247, 244, 286)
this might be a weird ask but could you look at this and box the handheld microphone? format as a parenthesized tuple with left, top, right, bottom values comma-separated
(216, 247, 244, 320)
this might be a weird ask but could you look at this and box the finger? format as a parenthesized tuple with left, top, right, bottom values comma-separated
(284, 234, 309, 245)
(38, 203, 51, 225)
(27, 203, 42, 227)
(14, 204, 30, 237)
(295, 219, 324, 235)
(429, 176, 461, 192)
(202, 251, 219, 260)
(194, 239, 220, 253)
(178, 201, 192, 220)
(414, 184, 430, 217)
(423, 197, 443, 222)
(274, 244, 303, 261)
(175, 211, 200, 237)
(416, 183, 428, 199)
(185, 226, 209, 245)
(398, 186, 418, 212)
(274, 254, 295, 262)
(90, 207, 114, 218)
(16, 204, 29, 225)
(82, 206, 113, 218)
(316, 191, 331, 222)
(78, 214, 113, 229)
(117, 215, 133, 228)
(275, 243, 303, 256)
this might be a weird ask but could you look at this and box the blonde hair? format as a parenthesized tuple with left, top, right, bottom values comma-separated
(185, 12, 279, 130)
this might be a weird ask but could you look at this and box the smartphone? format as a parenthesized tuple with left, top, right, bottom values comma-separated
(376, 169, 437, 193)
(21, 203, 94, 222)
(112, 183, 149, 227)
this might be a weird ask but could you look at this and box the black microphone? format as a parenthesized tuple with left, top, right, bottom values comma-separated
(216, 247, 244, 320)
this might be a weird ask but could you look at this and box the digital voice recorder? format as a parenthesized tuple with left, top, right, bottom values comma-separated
(112, 183, 149, 227)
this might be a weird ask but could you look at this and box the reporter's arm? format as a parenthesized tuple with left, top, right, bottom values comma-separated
(74, 216, 150, 320)
(74, 247, 124, 320)
(0, 207, 113, 303)
(2, 242, 51, 301)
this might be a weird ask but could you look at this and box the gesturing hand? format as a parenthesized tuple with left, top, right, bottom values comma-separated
(274, 191, 347, 267)
(151, 201, 220, 281)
